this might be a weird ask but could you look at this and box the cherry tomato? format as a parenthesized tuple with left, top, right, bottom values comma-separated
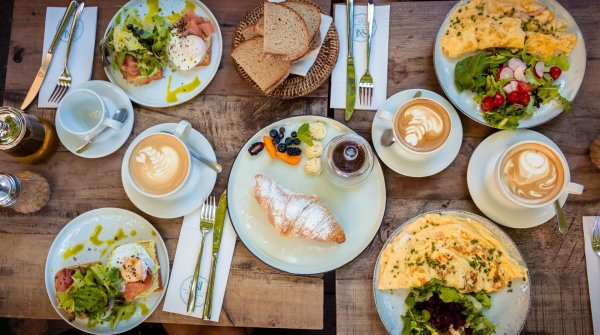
(519, 92, 531, 105)
(493, 93, 505, 107)
(480, 96, 494, 112)
(549, 66, 562, 80)
(517, 81, 533, 93)
(507, 91, 521, 104)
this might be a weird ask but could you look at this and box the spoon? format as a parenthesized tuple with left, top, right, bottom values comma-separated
(160, 130, 222, 173)
(381, 128, 396, 147)
(75, 108, 128, 153)
(554, 200, 568, 234)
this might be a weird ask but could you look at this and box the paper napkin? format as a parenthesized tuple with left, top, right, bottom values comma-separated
(330, 4, 390, 111)
(583, 216, 600, 334)
(290, 14, 333, 76)
(39, 7, 97, 108)
(163, 207, 237, 321)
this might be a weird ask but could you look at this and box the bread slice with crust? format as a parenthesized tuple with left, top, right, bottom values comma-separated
(232, 37, 291, 93)
(283, 0, 321, 45)
(263, 2, 310, 60)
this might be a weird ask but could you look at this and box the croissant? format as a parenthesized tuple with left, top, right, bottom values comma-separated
(254, 174, 346, 244)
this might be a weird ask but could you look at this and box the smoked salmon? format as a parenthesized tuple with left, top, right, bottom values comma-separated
(123, 271, 154, 302)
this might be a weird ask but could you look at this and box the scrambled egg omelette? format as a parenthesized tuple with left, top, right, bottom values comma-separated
(377, 214, 527, 293)
(441, 0, 577, 59)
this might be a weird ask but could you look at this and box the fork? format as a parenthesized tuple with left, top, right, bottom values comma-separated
(49, 2, 85, 104)
(187, 196, 216, 314)
(592, 217, 600, 256)
(358, 0, 374, 106)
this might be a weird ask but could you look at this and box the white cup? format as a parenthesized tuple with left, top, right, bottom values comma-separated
(494, 140, 584, 209)
(377, 97, 452, 156)
(57, 88, 123, 139)
(124, 120, 193, 199)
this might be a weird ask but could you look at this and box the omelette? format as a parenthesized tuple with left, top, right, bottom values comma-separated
(441, 0, 577, 59)
(377, 214, 527, 293)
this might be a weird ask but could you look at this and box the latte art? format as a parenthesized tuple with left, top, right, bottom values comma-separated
(129, 134, 190, 196)
(500, 143, 565, 205)
(395, 99, 451, 153)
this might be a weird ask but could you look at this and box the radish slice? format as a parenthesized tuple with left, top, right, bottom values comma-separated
(508, 58, 526, 71)
(497, 66, 514, 80)
(513, 103, 524, 108)
(534, 61, 545, 79)
(514, 66, 526, 82)
(503, 81, 518, 94)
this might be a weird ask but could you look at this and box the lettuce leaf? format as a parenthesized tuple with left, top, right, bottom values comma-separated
(454, 52, 509, 92)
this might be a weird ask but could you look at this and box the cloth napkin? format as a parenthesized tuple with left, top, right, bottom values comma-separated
(583, 216, 600, 334)
(290, 14, 333, 76)
(330, 4, 390, 111)
(163, 207, 237, 321)
(39, 7, 97, 108)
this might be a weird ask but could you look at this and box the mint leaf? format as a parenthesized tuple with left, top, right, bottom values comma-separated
(297, 123, 313, 146)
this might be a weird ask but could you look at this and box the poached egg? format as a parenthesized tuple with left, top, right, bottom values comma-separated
(107, 243, 156, 283)
(167, 33, 207, 70)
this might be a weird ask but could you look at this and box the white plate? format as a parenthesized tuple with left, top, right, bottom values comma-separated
(372, 89, 463, 177)
(434, 0, 586, 129)
(56, 80, 134, 159)
(103, 0, 223, 107)
(373, 210, 530, 335)
(227, 115, 387, 274)
(467, 129, 568, 229)
(45, 208, 170, 335)
(121, 123, 217, 219)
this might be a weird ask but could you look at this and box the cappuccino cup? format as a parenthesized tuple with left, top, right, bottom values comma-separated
(57, 88, 123, 139)
(125, 120, 192, 198)
(494, 140, 583, 208)
(378, 98, 452, 155)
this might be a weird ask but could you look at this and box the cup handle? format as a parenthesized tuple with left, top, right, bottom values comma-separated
(378, 110, 395, 123)
(566, 182, 584, 195)
(102, 117, 124, 130)
(174, 120, 191, 139)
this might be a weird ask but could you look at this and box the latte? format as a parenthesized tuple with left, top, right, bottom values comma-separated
(500, 143, 565, 205)
(129, 133, 190, 196)
(395, 99, 451, 153)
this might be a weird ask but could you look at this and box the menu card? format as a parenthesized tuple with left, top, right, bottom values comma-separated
(583, 216, 600, 334)
(330, 4, 390, 111)
(39, 7, 97, 108)
(163, 208, 237, 321)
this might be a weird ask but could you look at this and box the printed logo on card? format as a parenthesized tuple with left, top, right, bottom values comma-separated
(180, 275, 208, 307)
(55, 17, 84, 43)
(353, 13, 376, 43)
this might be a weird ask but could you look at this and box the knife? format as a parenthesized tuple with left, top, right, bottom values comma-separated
(21, 1, 78, 110)
(345, 0, 356, 121)
(202, 189, 227, 320)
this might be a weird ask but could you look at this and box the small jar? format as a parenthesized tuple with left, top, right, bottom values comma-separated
(0, 171, 50, 213)
(323, 134, 374, 187)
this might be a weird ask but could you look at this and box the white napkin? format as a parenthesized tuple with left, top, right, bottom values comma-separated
(330, 4, 390, 111)
(290, 14, 333, 76)
(583, 216, 600, 334)
(39, 7, 97, 108)
(163, 207, 237, 321)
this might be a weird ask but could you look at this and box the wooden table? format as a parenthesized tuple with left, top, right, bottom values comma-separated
(0, 0, 333, 329)
(334, 1, 600, 334)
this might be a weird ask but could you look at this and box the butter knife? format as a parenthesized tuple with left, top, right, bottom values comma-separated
(202, 189, 227, 320)
(345, 0, 356, 121)
(21, 1, 78, 110)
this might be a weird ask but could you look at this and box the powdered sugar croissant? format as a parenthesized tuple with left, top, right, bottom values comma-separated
(254, 174, 346, 244)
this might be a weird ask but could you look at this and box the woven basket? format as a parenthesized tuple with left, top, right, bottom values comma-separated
(232, 0, 339, 99)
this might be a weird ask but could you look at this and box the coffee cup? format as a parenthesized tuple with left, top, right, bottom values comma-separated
(124, 120, 193, 198)
(57, 88, 123, 139)
(494, 140, 583, 209)
(378, 98, 452, 155)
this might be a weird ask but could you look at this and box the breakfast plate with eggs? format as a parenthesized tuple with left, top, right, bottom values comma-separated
(102, 0, 222, 107)
(434, 0, 586, 129)
(45, 208, 169, 334)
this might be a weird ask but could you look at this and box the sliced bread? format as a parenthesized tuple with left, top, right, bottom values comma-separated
(240, 16, 264, 40)
(232, 37, 291, 93)
(283, 0, 321, 43)
(263, 2, 310, 60)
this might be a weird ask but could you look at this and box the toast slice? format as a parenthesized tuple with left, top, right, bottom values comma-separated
(263, 2, 310, 60)
(232, 37, 291, 93)
(54, 262, 103, 321)
(283, 0, 321, 44)
(241, 16, 264, 40)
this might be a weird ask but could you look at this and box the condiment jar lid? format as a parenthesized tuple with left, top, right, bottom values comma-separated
(0, 173, 21, 207)
(0, 106, 25, 149)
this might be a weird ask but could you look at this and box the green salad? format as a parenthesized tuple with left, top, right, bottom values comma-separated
(402, 279, 496, 335)
(454, 48, 572, 130)
(56, 264, 136, 329)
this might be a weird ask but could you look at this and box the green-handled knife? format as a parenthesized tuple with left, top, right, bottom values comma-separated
(345, 0, 356, 121)
(203, 189, 227, 320)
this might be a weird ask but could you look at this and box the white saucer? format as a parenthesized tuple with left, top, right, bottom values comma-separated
(56, 80, 134, 158)
(467, 129, 567, 229)
(121, 123, 217, 219)
(372, 89, 463, 177)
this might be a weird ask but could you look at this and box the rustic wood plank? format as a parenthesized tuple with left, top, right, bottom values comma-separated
(334, 1, 600, 334)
